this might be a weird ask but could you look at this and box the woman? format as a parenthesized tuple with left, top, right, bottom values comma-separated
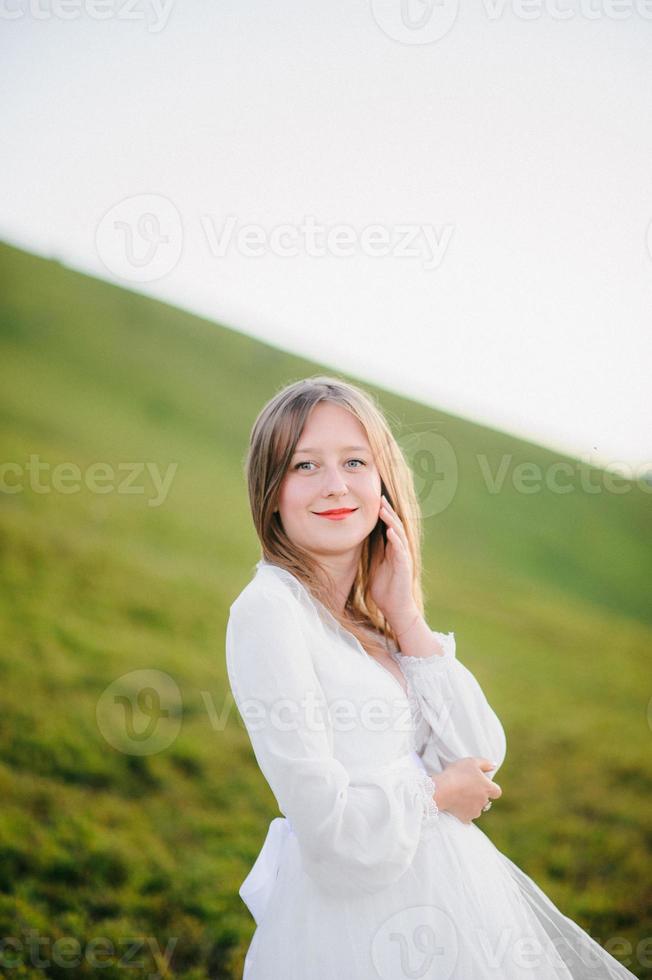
(225, 375, 636, 979)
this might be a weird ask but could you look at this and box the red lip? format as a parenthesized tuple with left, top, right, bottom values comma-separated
(313, 508, 358, 516)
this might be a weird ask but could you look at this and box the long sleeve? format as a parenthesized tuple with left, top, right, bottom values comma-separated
(392, 631, 507, 780)
(225, 583, 440, 897)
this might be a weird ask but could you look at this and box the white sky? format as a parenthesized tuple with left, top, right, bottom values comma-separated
(1, 0, 651, 474)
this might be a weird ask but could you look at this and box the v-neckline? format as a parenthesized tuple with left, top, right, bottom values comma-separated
(363, 650, 409, 699)
(257, 559, 410, 700)
(356, 626, 409, 699)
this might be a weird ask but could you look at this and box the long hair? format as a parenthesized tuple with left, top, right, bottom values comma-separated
(243, 374, 425, 659)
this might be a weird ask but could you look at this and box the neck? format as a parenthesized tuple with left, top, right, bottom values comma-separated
(314, 553, 360, 616)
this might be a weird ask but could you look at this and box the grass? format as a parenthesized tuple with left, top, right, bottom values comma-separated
(0, 239, 650, 978)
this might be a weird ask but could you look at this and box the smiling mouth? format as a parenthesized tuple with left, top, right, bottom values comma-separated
(312, 508, 358, 516)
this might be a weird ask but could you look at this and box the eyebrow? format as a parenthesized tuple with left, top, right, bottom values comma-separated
(293, 445, 370, 454)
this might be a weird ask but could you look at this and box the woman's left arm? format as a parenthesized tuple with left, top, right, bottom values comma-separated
(374, 495, 506, 779)
(392, 630, 508, 781)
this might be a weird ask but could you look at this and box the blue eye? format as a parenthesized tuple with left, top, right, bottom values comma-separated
(293, 459, 366, 471)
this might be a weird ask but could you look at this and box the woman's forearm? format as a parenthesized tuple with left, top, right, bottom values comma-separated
(395, 613, 446, 659)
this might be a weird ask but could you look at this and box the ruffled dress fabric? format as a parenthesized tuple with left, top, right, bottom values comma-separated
(225, 560, 636, 979)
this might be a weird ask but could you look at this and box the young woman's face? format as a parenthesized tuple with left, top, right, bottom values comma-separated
(276, 402, 382, 562)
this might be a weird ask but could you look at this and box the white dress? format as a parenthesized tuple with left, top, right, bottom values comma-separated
(225, 559, 636, 979)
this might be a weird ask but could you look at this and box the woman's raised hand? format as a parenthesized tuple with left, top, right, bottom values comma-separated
(369, 494, 420, 635)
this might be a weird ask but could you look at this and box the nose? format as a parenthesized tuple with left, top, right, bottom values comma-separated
(321, 465, 349, 497)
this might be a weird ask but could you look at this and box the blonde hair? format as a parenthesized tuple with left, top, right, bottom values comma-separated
(244, 374, 425, 659)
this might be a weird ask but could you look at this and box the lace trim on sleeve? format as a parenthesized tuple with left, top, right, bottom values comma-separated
(413, 769, 440, 831)
(391, 631, 456, 673)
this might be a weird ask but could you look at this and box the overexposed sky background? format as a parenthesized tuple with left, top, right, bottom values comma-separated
(1, 0, 651, 474)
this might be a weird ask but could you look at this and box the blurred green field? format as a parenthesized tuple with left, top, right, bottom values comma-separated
(0, 239, 650, 978)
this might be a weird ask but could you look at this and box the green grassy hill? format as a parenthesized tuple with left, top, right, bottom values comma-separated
(0, 239, 650, 978)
